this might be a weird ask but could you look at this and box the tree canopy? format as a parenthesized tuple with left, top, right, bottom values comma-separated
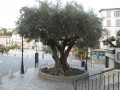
(17, 1, 102, 75)
(17, 1, 102, 48)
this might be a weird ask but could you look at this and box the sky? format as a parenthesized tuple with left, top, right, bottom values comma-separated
(0, 0, 120, 29)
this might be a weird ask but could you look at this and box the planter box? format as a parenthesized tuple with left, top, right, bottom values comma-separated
(38, 70, 89, 82)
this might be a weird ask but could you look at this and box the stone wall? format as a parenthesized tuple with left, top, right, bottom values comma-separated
(38, 71, 89, 82)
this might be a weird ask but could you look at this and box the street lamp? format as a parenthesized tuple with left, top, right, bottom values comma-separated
(91, 50, 93, 67)
(42, 45, 45, 59)
(85, 56, 88, 70)
(35, 40, 39, 68)
(20, 34, 24, 74)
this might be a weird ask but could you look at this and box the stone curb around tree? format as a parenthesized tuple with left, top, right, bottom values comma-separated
(38, 70, 89, 82)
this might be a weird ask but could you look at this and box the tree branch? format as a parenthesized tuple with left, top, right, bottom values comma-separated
(54, 41, 62, 52)
(109, 41, 117, 47)
(49, 40, 60, 61)
(65, 42, 75, 57)
(65, 36, 79, 56)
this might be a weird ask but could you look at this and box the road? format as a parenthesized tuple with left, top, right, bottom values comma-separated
(0, 50, 55, 76)
(0, 49, 105, 76)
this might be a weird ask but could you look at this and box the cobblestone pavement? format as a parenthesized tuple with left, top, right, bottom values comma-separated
(0, 49, 55, 76)
(0, 62, 106, 90)
(0, 68, 74, 90)
(0, 50, 106, 90)
(0, 49, 105, 76)
(0, 60, 3, 64)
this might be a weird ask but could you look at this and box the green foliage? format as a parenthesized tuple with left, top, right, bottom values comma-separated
(117, 38, 120, 47)
(72, 46, 86, 59)
(17, 1, 102, 57)
(103, 36, 120, 47)
(117, 30, 120, 36)
(8, 45, 17, 50)
(0, 28, 13, 36)
(41, 67, 84, 76)
(0, 46, 7, 53)
(103, 30, 120, 47)
(103, 36, 115, 45)
(44, 46, 53, 54)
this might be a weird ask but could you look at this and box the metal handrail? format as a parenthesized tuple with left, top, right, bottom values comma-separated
(72, 68, 116, 90)
(75, 68, 115, 81)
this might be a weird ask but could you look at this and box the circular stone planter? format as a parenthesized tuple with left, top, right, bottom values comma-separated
(38, 70, 89, 82)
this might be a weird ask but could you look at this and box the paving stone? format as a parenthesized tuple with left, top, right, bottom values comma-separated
(0, 68, 74, 90)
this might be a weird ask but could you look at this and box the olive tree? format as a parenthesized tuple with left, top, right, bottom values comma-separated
(17, 1, 102, 75)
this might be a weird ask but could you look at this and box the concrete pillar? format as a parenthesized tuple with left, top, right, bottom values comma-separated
(9, 70, 13, 78)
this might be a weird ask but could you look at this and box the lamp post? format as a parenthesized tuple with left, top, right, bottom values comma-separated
(91, 50, 93, 67)
(35, 40, 39, 68)
(42, 45, 45, 59)
(85, 56, 88, 70)
(20, 34, 24, 74)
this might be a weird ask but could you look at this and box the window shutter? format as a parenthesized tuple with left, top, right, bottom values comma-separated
(108, 12, 111, 17)
(114, 11, 116, 16)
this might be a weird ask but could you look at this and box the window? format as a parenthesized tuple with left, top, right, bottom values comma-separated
(107, 20, 111, 26)
(116, 19, 120, 26)
(114, 11, 120, 17)
(117, 52, 120, 61)
(107, 30, 110, 36)
(106, 11, 111, 17)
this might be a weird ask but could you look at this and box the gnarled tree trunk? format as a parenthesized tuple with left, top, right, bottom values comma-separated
(48, 39, 75, 75)
(51, 48, 71, 75)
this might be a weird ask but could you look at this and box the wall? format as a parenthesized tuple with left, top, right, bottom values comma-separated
(100, 9, 120, 49)
(105, 51, 115, 68)
(109, 58, 114, 68)
(115, 48, 120, 69)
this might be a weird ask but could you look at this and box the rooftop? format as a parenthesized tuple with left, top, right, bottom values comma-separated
(0, 36, 11, 38)
(99, 8, 120, 12)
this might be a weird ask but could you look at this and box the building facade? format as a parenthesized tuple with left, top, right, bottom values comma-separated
(99, 8, 120, 49)
(0, 32, 43, 50)
(0, 36, 11, 47)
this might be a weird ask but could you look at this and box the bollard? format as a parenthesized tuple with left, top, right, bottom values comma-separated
(42, 53, 44, 59)
(9, 70, 13, 78)
(27, 55, 28, 58)
(35, 63, 38, 69)
(24, 67, 27, 72)
(0, 74, 2, 83)
(35, 52, 39, 68)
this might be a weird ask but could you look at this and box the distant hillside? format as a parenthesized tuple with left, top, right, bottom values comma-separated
(0, 27, 16, 36)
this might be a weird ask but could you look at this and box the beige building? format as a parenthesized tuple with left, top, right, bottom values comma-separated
(0, 32, 42, 50)
(99, 8, 120, 49)
(0, 36, 11, 47)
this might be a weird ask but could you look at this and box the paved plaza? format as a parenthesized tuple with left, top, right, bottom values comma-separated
(0, 60, 3, 64)
(0, 50, 106, 90)
(0, 68, 75, 90)
(0, 65, 105, 90)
